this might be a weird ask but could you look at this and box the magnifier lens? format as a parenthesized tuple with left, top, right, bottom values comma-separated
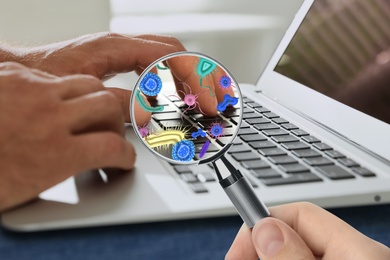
(131, 52, 242, 165)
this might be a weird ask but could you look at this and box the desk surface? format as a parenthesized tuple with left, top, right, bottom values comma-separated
(1, 204, 389, 259)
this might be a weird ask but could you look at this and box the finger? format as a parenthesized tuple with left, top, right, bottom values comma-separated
(167, 56, 219, 116)
(134, 34, 186, 52)
(211, 67, 235, 103)
(91, 34, 185, 78)
(64, 90, 125, 136)
(225, 224, 258, 260)
(30, 68, 58, 79)
(268, 202, 360, 257)
(252, 217, 316, 260)
(72, 132, 136, 171)
(57, 74, 105, 100)
(107, 87, 151, 125)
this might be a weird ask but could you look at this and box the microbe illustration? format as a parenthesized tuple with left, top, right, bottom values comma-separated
(217, 93, 239, 112)
(209, 122, 224, 139)
(139, 72, 162, 96)
(136, 90, 165, 113)
(168, 82, 206, 120)
(138, 123, 150, 138)
(219, 75, 232, 90)
(144, 129, 187, 149)
(197, 58, 217, 97)
(191, 128, 207, 139)
(156, 63, 169, 70)
(199, 140, 210, 159)
(172, 140, 195, 162)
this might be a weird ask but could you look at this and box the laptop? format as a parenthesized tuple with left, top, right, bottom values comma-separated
(2, 0, 390, 231)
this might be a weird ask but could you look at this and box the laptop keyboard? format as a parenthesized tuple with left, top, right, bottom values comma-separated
(151, 94, 376, 193)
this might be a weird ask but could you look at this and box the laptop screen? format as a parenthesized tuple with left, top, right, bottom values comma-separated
(274, 0, 390, 125)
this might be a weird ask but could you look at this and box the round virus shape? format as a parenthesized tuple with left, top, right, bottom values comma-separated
(172, 140, 195, 162)
(209, 123, 224, 139)
(219, 75, 232, 89)
(139, 72, 162, 96)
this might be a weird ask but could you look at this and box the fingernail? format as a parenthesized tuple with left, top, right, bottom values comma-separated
(253, 221, 284, 256)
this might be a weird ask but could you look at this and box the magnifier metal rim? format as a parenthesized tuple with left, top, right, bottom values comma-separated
(130, 51, 243, 165)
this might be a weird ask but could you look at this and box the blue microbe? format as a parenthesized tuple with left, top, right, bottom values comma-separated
(217, 94, 239, 112)
(219, 75, 232, 89)
(140, 72, 162, 96)
(191, 128, 207, 139)
(199, 141, 210, 159)
(210, 123, 224, 138)
(172, 140, 195, 162)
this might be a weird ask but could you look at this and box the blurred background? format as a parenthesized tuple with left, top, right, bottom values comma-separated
(0, 0, 302, 85)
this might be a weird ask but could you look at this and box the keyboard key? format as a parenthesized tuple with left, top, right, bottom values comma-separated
(313, 143, 333, 151)
(303, 157, 334, 166)
(272, 118, 289, 124)
(243, 97, 254, 103)
(281, 142, 310, 150)
(352, 167, 376, 177)
(198, 120, 232, 129)
(247, 102, 262, 108)
(261, 173, 322, 186)
(255, 107, 270, 113)
(246, 118, 270, 125)
(268, 155, 297, 164)
(227, 144, 251, 154)
(244, 176, 258, 188)
(315, 165, 355, 180)
(238, 128, 258, 135)
(292, 149, 322, 158)
(271, 135, 299, 143)
(279, 163, 310, 173)
(253, 123, 279, 130)
(338, 158, 359, 167)
(243, 112, 262, 119)
(222, 109, 241, 118)
(233, 139, 243, 145)
(243, 107, 254, 113)
(281, 123, 298, 130)
(240, 133, 267, 142)
(197, 172, 216, 182)
(291, 129, 309, 136)
(232, 152, 260, 161)
(216, 137, 234, 146)
(251, 168, 282, 178)
(153, 112, 181, 121)
(239, 121, 250, 128)
(189, 183, 208, 193)
(173, 165, 192, 174)
(181, 173, 199, 183)
(258, 148, 287, 156)
(302, 136, 321, 143)
(325, 150, 346, 159)
(241, 160, 270, 169)
(262, 112, 279, 119)
(262, 129, 289, 136)
(249, 141, 276, 149)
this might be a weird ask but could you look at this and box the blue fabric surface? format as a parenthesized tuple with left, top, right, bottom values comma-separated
(0, 204, 389, 260)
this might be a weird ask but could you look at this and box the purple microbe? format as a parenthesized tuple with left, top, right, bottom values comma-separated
(172, 140, 195, 162)
(140, 72, 162, 96)
(199, 140, 210, 159)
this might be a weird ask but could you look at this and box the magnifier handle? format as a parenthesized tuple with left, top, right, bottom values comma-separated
(221, 172, 270, 228)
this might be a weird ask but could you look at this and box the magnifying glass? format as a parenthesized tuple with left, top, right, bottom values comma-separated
(130, 51, 269, 228)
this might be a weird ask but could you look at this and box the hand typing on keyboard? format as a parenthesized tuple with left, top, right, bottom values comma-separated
(0, 33, 187, 212)
(226, 202, 390, 260)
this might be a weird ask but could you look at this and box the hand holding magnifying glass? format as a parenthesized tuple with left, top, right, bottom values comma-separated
(131, 52, 269, 228)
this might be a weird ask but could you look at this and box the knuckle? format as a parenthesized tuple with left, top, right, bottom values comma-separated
(0, 61, 25, 70)
(99, 91, 122, 112)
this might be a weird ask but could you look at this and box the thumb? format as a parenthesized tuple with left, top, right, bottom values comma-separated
(252, 218, 316, 260)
